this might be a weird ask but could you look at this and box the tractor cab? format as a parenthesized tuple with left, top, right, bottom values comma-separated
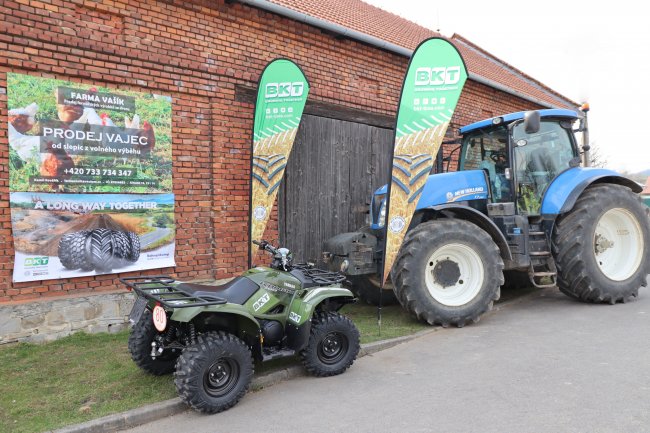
(458, 109, 581, 214)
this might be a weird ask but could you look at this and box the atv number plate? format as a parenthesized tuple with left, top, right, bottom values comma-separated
(128, 296, 147, 325)
(152, 305, 167, 332)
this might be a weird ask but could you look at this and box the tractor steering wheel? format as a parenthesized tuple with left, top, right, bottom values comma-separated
(490, 152, 506, 163)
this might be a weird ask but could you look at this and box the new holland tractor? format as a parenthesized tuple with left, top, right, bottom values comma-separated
(323, 108, 650, 327)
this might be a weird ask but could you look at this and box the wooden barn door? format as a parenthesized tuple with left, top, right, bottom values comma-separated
(279, 114, 393, 263)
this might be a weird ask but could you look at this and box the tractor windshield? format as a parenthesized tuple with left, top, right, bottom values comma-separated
(512, 119, 577, 214)
(459, 126, 510, 202)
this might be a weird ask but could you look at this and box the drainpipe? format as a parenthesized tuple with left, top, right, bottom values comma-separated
(236, 0, 563, 109)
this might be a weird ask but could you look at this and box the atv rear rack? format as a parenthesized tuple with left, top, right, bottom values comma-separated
(292, 264, 347, 285)
(120, 276, 227, 308)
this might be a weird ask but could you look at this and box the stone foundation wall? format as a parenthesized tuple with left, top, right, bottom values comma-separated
(0, 291, 134, 344)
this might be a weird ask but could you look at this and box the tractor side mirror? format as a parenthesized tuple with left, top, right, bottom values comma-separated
(524, 111, 541, 134)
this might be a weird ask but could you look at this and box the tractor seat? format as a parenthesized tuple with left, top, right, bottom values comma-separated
(176, 277, 259, 305)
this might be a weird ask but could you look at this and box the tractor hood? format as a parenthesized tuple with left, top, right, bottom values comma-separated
(371, 170, 490, 228)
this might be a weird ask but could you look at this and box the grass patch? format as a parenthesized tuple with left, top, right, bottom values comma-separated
(0, 303, 423, 433)
(0, 331, 176, 433)
(342, 303, 428, 344)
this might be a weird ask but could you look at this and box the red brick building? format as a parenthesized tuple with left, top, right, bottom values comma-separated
(0, 0, 577, 341)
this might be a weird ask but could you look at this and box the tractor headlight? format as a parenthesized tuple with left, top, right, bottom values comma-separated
(378, 200, 387, 228)
(371, 193, 387, 227)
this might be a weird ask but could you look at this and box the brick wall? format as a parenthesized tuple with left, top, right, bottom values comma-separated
(0, 0, 541, 303)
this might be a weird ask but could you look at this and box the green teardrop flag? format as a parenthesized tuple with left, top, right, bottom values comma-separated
(249, 59, 309, 266)
(382, 38, 467, 284)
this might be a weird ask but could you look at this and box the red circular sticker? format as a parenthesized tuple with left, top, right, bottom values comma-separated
(152, 305, 167, 332)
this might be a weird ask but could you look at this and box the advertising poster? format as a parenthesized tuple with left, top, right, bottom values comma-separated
(249, 59, 309, 265)
(7, 73, 172, 193)
(382, 38, 468, 284)
(10, 193, 176, 282)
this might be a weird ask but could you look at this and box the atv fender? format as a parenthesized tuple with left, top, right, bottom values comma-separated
(170, 304, 261, 338)
(285, 287, 356, 352)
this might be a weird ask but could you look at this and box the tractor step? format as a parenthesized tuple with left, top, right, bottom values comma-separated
(262, 347, 295, 362)
(531, 271, 556, 277)
(527, 257, 558, 287)
(529, 231, 545, 236)
(529, 251, 551, 257)
(528, 271, 557, 288)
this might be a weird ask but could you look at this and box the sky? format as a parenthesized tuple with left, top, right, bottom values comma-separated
(364, 0, 650, 174)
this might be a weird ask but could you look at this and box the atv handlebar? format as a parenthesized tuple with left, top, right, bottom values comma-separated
(253, 239, 278, 255)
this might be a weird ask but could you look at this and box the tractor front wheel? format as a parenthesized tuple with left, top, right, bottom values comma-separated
(392, 219, 504, 327)
(552, 184, 650, 303)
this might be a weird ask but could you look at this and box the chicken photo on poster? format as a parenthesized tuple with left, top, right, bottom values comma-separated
(7, 73, 172, 194)
(9, 193, 176, 283)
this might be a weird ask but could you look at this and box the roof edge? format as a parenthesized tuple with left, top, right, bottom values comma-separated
(236, 0, 574, 110)
(452, 34, 580, 108)
(237, 0, 412, 56)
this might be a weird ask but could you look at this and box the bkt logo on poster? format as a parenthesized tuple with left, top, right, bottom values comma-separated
(415, 66, 461, 86)
(265, 82, 304, 98)
(24, 257, 49, 267)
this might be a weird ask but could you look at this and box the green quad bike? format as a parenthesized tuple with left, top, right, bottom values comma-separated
(122, 240, 360, 414)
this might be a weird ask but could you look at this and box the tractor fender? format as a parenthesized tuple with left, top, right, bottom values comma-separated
(285, 287, 355, 352)
(419, 204, 512, 261)
(541, 167, 641, 217)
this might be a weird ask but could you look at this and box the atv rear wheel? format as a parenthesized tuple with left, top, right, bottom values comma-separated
(552, 184, 650, 303)
(348, 275, 398, 306)
(174, 332, 253, 414)
(300, 312, 360, 377)
(391, 219, 504, 327)
(128, 309, 178, 375)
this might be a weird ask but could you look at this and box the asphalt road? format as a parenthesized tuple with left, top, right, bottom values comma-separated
(139, 227, 172, 248)
(124, 287, 650, 433)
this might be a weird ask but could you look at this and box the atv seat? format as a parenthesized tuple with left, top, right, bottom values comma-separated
(176, 277, 259, 305)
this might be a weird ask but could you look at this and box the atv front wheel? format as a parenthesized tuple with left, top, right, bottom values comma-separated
(175, 332, 254, 414)
(552, 184, 650, 303)
(391, 219, 504, 327)
(300, 312, 360, 377)
(128, 309, 178, 375)
(348, 275, 398, 306)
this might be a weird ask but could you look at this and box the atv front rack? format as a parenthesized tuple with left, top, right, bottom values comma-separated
(292, 264, 347, 285)
(120, 276, 227, 308)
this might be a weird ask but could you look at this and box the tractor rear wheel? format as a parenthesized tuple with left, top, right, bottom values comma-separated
(552, 184, 650, 303)
(392, 219, 504, 327)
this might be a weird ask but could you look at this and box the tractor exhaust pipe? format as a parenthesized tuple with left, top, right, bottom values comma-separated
(580, 103, 590, 167)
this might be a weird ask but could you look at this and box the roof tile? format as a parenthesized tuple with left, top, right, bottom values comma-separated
(267, 0, 577, 109)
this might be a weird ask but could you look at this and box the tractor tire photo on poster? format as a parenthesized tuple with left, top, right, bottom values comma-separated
(57, 228, 141, 273)
(58, 230, 93, 271)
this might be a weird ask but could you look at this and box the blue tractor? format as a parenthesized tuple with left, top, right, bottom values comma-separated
(323, 108, 650, 327)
